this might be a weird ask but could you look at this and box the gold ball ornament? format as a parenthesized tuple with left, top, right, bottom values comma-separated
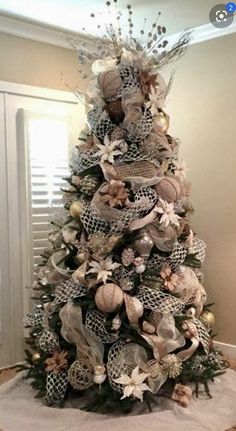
(155, 177, 181, 203)
(32, 352, 41, 364)
(154, 111, 170, 133)
(69, 200, 83, 220)
(200, 310, 216, 331)
(98, 69, 123, 99)
(95, 283, 124, 313)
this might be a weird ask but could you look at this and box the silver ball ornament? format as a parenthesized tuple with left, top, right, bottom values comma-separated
(132, 229, 154, 258)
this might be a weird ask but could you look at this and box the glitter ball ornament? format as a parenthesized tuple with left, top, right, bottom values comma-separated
(154, 111, 169, 133)
(80, 175, 100, 196)
(200, 310, 215, 331)
(68, 360, 93, 390)
(95, 283, 124, 313)
(121, 248, 135, 266)
(155, 177, 181, 203)
(69, 200, 83, 220)
(98, 69, 123, 99)
(32, 352, 41, 364)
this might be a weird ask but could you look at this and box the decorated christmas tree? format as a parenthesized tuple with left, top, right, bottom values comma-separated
(23, 2, 228, 413)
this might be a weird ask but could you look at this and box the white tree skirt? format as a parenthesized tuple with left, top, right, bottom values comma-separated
(0, 370, 236, 431)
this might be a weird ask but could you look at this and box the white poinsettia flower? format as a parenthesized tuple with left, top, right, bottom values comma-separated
(146, 85, 160, 116)
(173, 159, 189, 180)
(96, 135, 123, 164)
(155, 198, 181, 228)
(87, 256, 120, 284)
(114, 366, 151, 402)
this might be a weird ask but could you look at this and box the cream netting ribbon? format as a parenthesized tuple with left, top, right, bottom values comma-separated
(59, 301, 104, 367)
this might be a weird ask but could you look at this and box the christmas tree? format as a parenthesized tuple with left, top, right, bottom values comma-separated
(23, 2, 228, 413)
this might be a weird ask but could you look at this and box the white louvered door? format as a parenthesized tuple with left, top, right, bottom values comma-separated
(20, 112, 71, 275)
(0, 82, 85, 367)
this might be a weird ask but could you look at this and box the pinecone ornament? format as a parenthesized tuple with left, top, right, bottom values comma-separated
(80, 175, 100, 196)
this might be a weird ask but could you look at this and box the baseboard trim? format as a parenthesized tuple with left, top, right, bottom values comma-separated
(214, 341, 236, 358)
(0, 361, 25, 372)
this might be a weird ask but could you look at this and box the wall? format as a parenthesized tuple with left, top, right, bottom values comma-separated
(0, 33, 86, 92)
(0, 31, 235, 345)
(163, 33, 236, 345)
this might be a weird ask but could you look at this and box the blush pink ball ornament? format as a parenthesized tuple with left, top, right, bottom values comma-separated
(97, 69, 123, 99)
(155, 177, 181, 202)
(95, 283, 124, 313)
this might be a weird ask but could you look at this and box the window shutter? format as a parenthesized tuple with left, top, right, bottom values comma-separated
(26, 115, 70, 270)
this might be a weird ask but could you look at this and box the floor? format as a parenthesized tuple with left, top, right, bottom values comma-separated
(0, 358, 236, 431)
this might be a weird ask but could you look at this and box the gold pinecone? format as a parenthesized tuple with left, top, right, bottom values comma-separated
(80, 175, 100, 196)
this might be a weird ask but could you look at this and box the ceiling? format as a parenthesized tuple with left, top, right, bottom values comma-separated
(0, 0, 218, 38)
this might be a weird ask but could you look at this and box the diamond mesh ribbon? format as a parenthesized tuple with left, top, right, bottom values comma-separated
(125, 108, 153, 142)
(85, 310, 119, 343)
(119, 64, 140, 92)
(71, 146, 100, 173)
(193, 317, 211, 354)
(24, 304, 44, 328)
(45, 370, 68, 405)
(71, 141, 152, 175)
(54, 280, 87, 305)
(137, 286, 185, 314)
(189, 238, 206, 263)
(87, 107, 115, 140)
(80, 187, 157, 235)
(147, 242, 187, 272)
(38, 329, 60, 354)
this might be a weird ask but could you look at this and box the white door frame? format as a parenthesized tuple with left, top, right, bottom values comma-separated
(0, 80, 84, 366)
